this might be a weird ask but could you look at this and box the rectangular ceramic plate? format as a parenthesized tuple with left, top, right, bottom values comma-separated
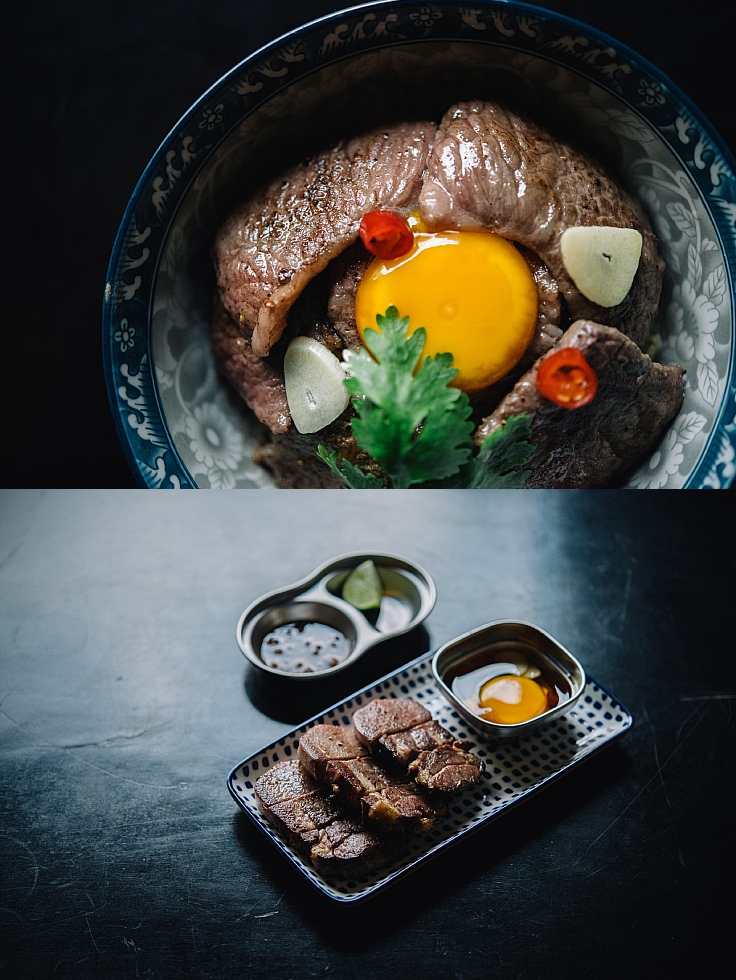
(227, 651, 633, 903)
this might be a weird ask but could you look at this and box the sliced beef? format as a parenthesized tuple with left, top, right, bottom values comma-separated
(310, 818, 400, 879)
(214, 121, 436, 357)
(298, 724, 370, 782)
(211, 297, 291, 434)
(475, 319, 686, 487)
(299, 723, 440, 832)
(254, 760, 341, 850)
(419, 100, 663, 346)
(299, 723, 438, 833)
(352, 698, 432, 749)
(373, 719, 455, 769)
(409, 745, 488, 794)
(327, 757, 438, 833)
(260, 787, 340, 851)
(254, 757, 319, 810)
(254, 413, 386, 489)
(254, 759, 395, 879)
(353, 698, 484, 793)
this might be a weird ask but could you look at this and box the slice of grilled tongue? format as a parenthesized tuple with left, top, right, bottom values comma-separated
(352, 698, 432, 749)
(409, 745, 488, 794)
(328, 758, 439, 833)
(254, 761, 341, 850)
(352, 699, 484, 793)
(298, 724, 369, 783)
(298, 724, 439, 834)
(474, 320, 686, 488)
(310, 818, 401, 879)
(254, 759, 400, 879)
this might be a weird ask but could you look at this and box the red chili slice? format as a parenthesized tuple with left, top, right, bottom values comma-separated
(536, 347, 598, 409)
(359, 210, 414, 260)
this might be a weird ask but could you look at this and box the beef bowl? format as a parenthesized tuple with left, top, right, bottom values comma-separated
(104, 1, 736, 489)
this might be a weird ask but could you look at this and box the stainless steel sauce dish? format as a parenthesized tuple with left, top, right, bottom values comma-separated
(431, 621, 586, 738)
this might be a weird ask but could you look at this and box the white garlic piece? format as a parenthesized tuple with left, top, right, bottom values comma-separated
(560, 225, 643, 308)
(283, 336, 349, 434)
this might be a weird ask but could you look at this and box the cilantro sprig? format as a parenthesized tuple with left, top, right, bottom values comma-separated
(317, 306, 534, 489)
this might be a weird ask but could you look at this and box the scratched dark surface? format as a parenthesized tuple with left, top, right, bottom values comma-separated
(6, 0, 736, 488)
(1, 489, 734, 977)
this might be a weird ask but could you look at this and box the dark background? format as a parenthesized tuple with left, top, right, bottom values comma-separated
(7, 0, 736, 488)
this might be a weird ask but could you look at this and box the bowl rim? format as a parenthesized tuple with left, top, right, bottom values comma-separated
(103, 0, 736, 489)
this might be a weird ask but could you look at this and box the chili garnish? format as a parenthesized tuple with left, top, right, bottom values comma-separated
(536, 347, 598, 409)
(359, 210, 414, 260)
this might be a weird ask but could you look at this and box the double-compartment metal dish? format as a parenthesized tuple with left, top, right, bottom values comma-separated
(237, 552, 436, 680)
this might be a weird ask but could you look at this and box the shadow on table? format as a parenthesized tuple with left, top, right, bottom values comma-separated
(243, 624, 432, 724)
(232, 740, 632, 945)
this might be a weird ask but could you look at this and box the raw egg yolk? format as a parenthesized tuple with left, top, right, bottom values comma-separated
(478, 674, 549, 725)
(355, 229, 538, 392)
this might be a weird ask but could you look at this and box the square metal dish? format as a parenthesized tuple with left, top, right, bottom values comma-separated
(432, 621, 587, 738)
(227, 650, 631, 903)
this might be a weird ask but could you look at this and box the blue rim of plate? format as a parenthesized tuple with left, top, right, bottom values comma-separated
(226, 647, 633, 903)
(103, 0, 736, 489)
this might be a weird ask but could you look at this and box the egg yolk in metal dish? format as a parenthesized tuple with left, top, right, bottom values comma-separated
(354, 228, 539, 393)
(478, 674, 549, 725)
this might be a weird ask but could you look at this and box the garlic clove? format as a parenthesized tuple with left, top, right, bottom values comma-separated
(560, 225, 643, 308)
(283, 336, 350, 434)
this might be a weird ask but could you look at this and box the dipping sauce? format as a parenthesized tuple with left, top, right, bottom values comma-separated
(449, 642, 572, 725)
(260, 622, 351, 673)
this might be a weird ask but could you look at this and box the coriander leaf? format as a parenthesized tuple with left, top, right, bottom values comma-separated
(342, 306, 474, 488)
(468, 414, 534, 488)
(316, 445, 386, 488)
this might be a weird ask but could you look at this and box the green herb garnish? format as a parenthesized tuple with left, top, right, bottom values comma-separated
(317, 306, 534, 489)
(467, 414, 534, 488)
(316, 447, 386, 489)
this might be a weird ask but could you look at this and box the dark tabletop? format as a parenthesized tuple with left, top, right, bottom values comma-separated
(7, 0, 736, 488)
(1, 489, 735, 978)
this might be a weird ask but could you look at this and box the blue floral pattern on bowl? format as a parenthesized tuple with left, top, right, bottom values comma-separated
(103, 1, 736, 488)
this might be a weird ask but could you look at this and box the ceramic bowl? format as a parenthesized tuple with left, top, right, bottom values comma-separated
(104, 0, 736, 488)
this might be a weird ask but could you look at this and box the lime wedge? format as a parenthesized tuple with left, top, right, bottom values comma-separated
(342, 559, 383, 611)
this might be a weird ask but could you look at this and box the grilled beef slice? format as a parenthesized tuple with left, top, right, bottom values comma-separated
(352, 699, 484, 793)
(297, 724, 369, 782)
(327, 757, 438, 832)
(475, 319, 685, 487)
(419, 100, 663, 347)
(309, 818, 400, 878)
(211, 296, 291, 434)
(408, 745, 488, 794)
(352, 698, 432, 748)
(254, 760, 341, 850)
(254, 759, 395, 878)
(213, 121, 436, 358)
(298, 724, 439, 833)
